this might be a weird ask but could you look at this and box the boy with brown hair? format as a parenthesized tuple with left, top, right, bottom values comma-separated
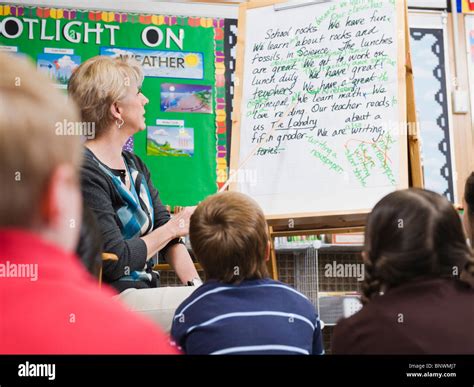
(171, 191, 323, 355)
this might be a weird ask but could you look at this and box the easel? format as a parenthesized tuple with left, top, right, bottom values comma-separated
(230, 0, 424, 280)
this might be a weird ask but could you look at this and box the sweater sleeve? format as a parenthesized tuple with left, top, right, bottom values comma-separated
(331, 317, 360, 354)
(81, 165, 148, 281)
(132, 154, 183, 257)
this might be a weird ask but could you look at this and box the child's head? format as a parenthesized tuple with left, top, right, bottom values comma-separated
(0, 53, 82, 252)
(362, 188, 472, 303)
(189, 191, 270, 283)
(463, 172, 474, 242)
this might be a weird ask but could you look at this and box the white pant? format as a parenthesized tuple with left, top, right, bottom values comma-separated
(115, 286, 198, 333)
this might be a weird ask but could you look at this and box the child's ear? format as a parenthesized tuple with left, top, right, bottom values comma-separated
(265, 241, 271, 262)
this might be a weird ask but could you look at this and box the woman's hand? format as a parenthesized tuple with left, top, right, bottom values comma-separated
(167, 206, 196, 238)
(142, 206, 196, 260)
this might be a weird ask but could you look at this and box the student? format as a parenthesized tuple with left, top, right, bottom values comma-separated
(0, 53, 178, 354)
(171, 191, 324, 355)
(461, 172, 474, 286)
(332, 188, 474, 354)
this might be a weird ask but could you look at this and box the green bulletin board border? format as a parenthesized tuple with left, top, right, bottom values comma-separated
(0, 4, 229, 202)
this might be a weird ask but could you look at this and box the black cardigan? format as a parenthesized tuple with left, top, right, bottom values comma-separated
(80, 147, 180, 291)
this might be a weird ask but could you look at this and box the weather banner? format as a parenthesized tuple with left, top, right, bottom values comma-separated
(100, 47, 204, 79)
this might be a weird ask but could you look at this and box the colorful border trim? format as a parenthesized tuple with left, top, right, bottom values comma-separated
(214, 19, 228, 190)
(461, 0, 474, 14)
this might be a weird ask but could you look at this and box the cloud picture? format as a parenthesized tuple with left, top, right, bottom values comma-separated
(37, 53, 81, 86)
(147, 125, 194, 157)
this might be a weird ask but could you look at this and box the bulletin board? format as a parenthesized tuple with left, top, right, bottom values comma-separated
(0, 4, 229, 207)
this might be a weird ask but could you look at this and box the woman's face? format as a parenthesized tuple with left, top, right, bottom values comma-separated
(117, 82, 149, 134)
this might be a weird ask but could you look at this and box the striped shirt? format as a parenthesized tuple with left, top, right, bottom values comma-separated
(171, 278, 324, 355)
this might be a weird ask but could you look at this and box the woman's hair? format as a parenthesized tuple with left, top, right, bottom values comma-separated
(463, 173, 474, 282)
(76, 206, 103, 278)
(362, 188, 473, 303)
(464, 172, 474, 241)
(67, 55, 143, 138)
(0, 53, 81, 227)
(189, 191, 269, 284)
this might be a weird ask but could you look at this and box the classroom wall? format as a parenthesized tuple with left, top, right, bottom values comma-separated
(177, 2, 474, 205)
(3, 0, 240, 207)
(9, 0, 473, 202)
(197, 1, 474, 205)
(447, 14, 474, 202)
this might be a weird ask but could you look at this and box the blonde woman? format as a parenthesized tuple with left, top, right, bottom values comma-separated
(68, 56, 200, 293)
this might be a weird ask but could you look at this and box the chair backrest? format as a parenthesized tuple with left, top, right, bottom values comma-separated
(99, 252, 119, 288)
(153, 263, 203, 272)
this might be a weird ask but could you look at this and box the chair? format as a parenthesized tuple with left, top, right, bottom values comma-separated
(99, 252, 119, 288)
(100, 252, 202, 288)
(153, 263, 203, 271)
(153, 246, 202, 272)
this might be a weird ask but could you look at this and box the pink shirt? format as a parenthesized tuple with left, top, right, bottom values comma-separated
(0, 229, 179, 354)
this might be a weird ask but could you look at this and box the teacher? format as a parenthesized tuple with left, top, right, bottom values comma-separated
(68, 56, 200, 292)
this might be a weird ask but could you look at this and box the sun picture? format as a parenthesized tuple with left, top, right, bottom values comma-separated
(184, 53, 200, 67)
